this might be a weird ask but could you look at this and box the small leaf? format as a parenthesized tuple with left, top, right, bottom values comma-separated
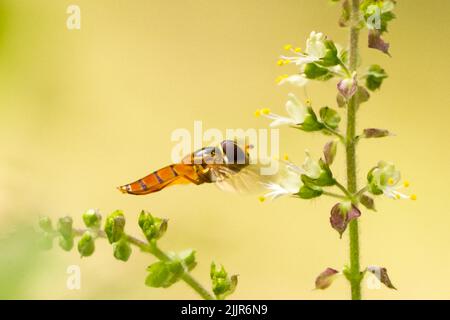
(304, 63, 333, 81)
(363, 128, 392, 138)
(77, 231, 95, 257)
(367, 266, 397, 290)
(104, 210, 125, 244)
(315, 267, 340, 290)
(330, 202, 361, 237)
(360, 194, 376, 211)
(113, 238, 132, 262)
(319, 106, 341, 129)
(365, 65, 388, 91)
(82, 209, 102, 229)
(323, 140, 338, 165)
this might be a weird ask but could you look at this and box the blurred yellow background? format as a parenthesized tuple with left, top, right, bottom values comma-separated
(0, 0, 449, 299)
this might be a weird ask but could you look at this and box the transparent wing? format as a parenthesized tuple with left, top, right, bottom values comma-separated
(211, 164, 280, 194)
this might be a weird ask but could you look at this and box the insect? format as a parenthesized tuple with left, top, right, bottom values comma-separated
(118, 140, 262, 195)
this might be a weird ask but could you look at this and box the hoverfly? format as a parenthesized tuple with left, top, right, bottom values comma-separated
(118, 140, 264, 195)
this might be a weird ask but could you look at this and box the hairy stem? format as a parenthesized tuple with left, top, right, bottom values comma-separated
(73, 228, 215, 300)
(346, 0, 362, 300)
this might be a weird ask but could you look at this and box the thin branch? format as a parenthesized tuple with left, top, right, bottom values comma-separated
(73, 228, 215, 300)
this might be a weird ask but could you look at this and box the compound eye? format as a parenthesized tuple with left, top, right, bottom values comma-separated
(221, 140, 247, 164)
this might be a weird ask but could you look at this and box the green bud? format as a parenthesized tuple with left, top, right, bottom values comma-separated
(138, 210, 168, 242)
(113, 238, 132, 262)
(210, 262, 238, 300)
(38, 232, 53, 250)
(178, 249, 197, 271)
(104, 210, 125, 244)
(57, 216, 73, 239)
(38, 216, 53, 232)
(77, 231, 95, 257)
(145, 260, 182, 288)
(58, 235, 74, 251)
(319, 106, 341, 129)
(82, 209, 102, 229)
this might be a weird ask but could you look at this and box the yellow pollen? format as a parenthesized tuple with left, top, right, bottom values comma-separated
(275, 74, 288, 84)
(283, 153, 289, 161)
(261, 108, 271, 115)
(403, 180, 410, 188)
(305, 99, 312, 106)
(388, 178, 395, 186)
(395, 194, 401, 200)
(410, 194, 417, 201)
(258, 196, 266, 203)
(294, 47, 302, 53)
(277, 59, 285, 66)
(283, 44, 292, 50)
(254, 109, 261, 117)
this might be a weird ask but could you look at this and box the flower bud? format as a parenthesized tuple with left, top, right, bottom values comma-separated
(210, 262, 238, 300)
(38, 216, 53, 232)
(360, 194, 376, 211)
(323, 140, 338, 165)
(178, 249, 197, 271)
(363, 128, 392, 138)
(38, 232, 53, 250)
(337, 74, 357, 99)
(315, 267, 340, 290)
(367, 266, 396, 290)
(104, 210, 125, 244)
(77, 231, 95, 257)
(58, 235, 74, 251)
(330, 202, 361, 237)
(113, 238, 132, 262)
(82, 209, 102, 229)
(57, 216, 73, 239)
(138, 210, 168, 242)
(145, 260, 182, 288)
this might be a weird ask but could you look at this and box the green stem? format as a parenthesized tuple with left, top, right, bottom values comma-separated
(346, 0, 362, 300)
(73, 228, 216, 300)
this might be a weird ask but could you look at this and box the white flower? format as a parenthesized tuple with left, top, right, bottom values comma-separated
(276, 74, 308, 87)
(255, 93, 308, 128)
(259, 162, 303, 201)
(305, 31, 327, 59)
(301, 150, 322, 179)
(368, 161, 416, 200)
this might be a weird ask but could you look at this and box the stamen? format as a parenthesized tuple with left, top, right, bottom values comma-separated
(294, 47, 302, 53)
(395, 194, 401, 200)
(403, 180, 410, 188)
(258, 196, 266, 202)
(275, 74, 288, 84)
(388, 178, 395, 186)
(410, 194, 417, 201)
(277, 59, 285, 66)
(283, 153, 289, 161)
(305, 99, 312, 106)
(254, 109, 261, 117)
(283, 44, 292, 50)
(261, 108, 271, 115)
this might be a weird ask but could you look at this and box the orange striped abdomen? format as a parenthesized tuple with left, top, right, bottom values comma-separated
(118, 164, 204, 195)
